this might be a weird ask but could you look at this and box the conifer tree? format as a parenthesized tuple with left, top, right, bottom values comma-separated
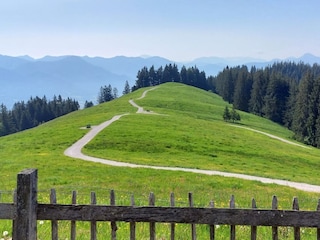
(263, 73, 289, 124)
(249, 70, 267, 116)
(223, 106, 231, 121)
(233, 66, 252, 111)
(292, 71, 314, 142)
(231, 106, 241, 122)
(123, 80, 131, 95)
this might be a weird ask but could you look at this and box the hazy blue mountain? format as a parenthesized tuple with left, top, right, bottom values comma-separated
(191, 56, 266, 65)
(0, 56, 128, 108)
(0, 55, 29, 70)
(1, 53, 320, 109)
(285, 53, 320, 65)
(82, 55, 173, 78)
(17, 55, 35, 61)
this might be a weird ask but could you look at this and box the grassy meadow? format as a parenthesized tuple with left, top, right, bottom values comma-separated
(1, 82, 320, 239)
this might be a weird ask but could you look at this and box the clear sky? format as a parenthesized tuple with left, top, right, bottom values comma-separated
(1, 0, 319, 61)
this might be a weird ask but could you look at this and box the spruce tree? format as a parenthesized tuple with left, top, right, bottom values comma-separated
(292, 71, 314, 142)
(123, 81, 131, 95)
(249, 70, 267, 116)
(231, 106, 241, 122)
(223, 106, 231, 121)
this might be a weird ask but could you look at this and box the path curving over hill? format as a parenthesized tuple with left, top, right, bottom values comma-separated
(229, 125, 311, 149)
(64, 89, 320, 193)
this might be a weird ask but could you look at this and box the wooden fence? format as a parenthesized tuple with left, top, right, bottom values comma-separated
(1, 169, 320, 239)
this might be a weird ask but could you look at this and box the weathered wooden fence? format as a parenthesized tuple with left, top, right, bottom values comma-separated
(1, 169, 320, 239)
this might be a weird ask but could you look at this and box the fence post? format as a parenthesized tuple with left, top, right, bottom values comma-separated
(230, 195, 235, 240)
(189, 192, 196, 240)
(272, 196, 278, 240)
(292, 197, 300, 240)
(110, 189, 118, 240)
(12, 190, 17, 239)
(14, 169, 38, 240)
(91, 192, 97, 240)
(50, 189, 58, 240)
(251, 198, 257, 240)
(130, 194, 136, 240)
(317, 199, 320, 240)
(170, 193, 175, 240)
(149, 192, 156, 240)
(71, 190, 77, 240)
(209, 200, 215, 240)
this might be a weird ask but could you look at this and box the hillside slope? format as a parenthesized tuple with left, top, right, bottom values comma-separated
(0, 83, 319, 198)
(81, 83, 320, 185)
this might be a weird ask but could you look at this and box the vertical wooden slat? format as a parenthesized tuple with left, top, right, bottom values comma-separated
(50, 189, 58, 240)
(292, 197, 300, 240)
(229, 195, 235, 240)
(209, 200, 215, 240)
(15, 169, 38, 240)
(110, 190, 117, 240)
(189, 192, 196, 240)
(71, 190, 77, 240)
(91, 192, 97, 240)
(170, 192, 175, 240)
(130, 194, 136, 240)
(12, 190, 17, 240)
(272, 196, 278, 240)
(149, 192, 156, 240)
(251, 198, 257, 240)
(317, 199, 320, 240)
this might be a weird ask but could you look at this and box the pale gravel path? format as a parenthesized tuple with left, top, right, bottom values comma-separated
(64, 89, 320, 193)
(229, 125, 311, 149)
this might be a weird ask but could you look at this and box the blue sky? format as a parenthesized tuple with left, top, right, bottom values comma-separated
(1, 0, 319, 61)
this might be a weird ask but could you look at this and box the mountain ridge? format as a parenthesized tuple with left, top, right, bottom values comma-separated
(1, 53, 320, 108)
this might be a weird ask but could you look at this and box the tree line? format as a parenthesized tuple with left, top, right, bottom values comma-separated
(212, 62, 320, 147)
(0, 96, 79, 136)
(0, 80, 131, 136)
(133, 64, 208, 90)
(96, 81, 131, 104)
(133, 62, 320, 148)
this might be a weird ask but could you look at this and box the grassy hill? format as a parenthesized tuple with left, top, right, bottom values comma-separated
(0, 82, 319, 208)
(84, 83, 320, 184)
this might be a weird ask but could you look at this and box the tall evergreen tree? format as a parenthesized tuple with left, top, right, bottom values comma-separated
(292, 71, 314, 143)
(84, 100, 94, 108)
(230, 106, 241, 123)
(0, 104, 15, 135)
(283, 82, 298, 128)
(249, 70, 268, 116)
(223, 106, 231, 121)
(123, 80, 131, 95)
(233, 66, 252, 111)
(305, 76, 320, 146)
(180, 66, 188, 85)
(263, 73, 289, 124)
(219, 67, 234, 103)
(98, 85, 114, 104)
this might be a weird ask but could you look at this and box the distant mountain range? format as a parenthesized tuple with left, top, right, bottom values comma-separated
(1, 53, 320, 108)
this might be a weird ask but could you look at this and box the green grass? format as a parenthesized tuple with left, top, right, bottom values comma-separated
(84, 83, 320, 185)
(1, 82, 320, 239)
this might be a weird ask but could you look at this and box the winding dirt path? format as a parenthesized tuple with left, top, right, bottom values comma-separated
(230, 125, 311, 149)
(64, 89, 320, 193)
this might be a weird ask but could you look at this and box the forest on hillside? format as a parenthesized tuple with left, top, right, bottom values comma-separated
(133, 62, 320, 148)
(0, 96, 79, 136)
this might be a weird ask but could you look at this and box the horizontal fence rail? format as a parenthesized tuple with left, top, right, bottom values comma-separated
(1, 169, 320, 240)
(35, 204, 320, 227)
